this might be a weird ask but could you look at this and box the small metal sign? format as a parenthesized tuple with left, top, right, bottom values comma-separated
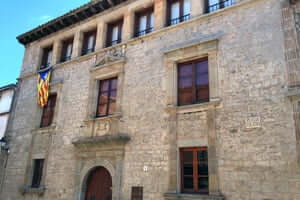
(245, 116, 261, 129)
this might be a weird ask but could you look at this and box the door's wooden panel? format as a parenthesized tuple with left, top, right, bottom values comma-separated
(85, 167, 112, 200)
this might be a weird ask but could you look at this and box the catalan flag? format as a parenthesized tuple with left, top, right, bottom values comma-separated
(37, 67, 52, 107)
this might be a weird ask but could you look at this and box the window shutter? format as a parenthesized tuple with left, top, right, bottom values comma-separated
(180, 147, 208, 194)
(118, 21, 123, 42)
(106, 25, 113, 47)
(61, 42, 68, 62)
(31, 159, 44, 188)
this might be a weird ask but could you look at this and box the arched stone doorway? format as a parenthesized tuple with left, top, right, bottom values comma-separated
(85, 166, 112, 200)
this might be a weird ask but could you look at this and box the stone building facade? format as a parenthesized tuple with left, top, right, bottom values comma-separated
(1, 0, 300, 199)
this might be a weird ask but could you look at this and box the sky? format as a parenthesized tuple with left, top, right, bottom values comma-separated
(0, 0, 89, 86)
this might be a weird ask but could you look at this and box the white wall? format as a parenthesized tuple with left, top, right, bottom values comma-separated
(0, 90, 14, 114)
(0, 89, 14, 139)
(0, 115, 8, 139)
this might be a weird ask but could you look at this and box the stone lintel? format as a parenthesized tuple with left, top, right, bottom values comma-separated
(72, 134, 130, 148)
(164, 193, 225, 200)
(163, 33, 223, 56)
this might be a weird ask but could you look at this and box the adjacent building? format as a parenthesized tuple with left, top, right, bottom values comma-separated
(1, 0, 300, 199)
(0, 84, 16, 195)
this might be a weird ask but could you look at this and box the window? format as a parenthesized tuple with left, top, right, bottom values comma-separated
(40, 46, 53, 69)
(131, 187, 143, 200)
(31, 159, 44, 188)
(135, 8, 154, 37)
(96, 78, 118, 117)
(82, 29, 97, 56)
(206, 0, 235, 13)
(180, 147, 208, 194)
(61, 37, 73, 62)
(177, 58, 209, 106)
(40, 94, 57, 128)
(106, 19, 123, 47)
(167, 0, 190, 26)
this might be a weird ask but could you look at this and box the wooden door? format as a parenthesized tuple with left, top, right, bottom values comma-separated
(85, 167, 112, 200)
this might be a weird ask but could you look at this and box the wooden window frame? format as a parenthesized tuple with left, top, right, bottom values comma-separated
(134, 7, 154, 37)
(40, 94, 57, 128)
(131, 186, 143, 200)
(177, 57, 209, 106)
(180, 147, 209, 194)
(96, 77, 118, 117)
(60, 37, 74, 62)
(31, 159, 44, 188)
(82, 29, 97, 56)
(40, 46, 53, 69)
(167, 0, 190, 26)
(106, 19, 123, 47)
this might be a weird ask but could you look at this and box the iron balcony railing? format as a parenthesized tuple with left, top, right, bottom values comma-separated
(40, 63, 51, 70)
(82, 48, 95, 56)
(61, 56, 72, 63)
(169, 14, 190, 26)
(107, 39, 121, 47)
(135, 27, 154, 37)
(207, 0, 235, 13)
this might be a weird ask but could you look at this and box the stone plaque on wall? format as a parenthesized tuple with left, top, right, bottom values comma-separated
(245, 116, 261, 129)
(95, 121, 110, 136)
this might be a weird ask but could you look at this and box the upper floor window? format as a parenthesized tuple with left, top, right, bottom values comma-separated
(96, 78, 118, 117)
(135, 8, 154, 37)
(206, 0, 235, 13)
(82, 29, 97, 56)
(40, 94, 57, 128)
(177, 58, 209, 106)
(106, 19, 123, 47)
(31, 159, 44, 188)
(180, 147, 208, 194)
(40, 46, 53, 69)
(61, 37, 73, 62)
(167, 0, 190, 26)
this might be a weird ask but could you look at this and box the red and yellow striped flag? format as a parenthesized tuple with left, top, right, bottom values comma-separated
(37, 68, 52, 107)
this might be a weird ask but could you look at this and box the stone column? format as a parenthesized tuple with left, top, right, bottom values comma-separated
(165, 106, 178, 192)
(207, 109, 220, 195)
(123, 11, 134, 41)
(191, 0, 205, 17)
(52, 40, 62, 65)
(72, 31, 83, 58)
(95, 21, 106, 50)
(154, 0, 167, 30)
(208, 50, 218, 99)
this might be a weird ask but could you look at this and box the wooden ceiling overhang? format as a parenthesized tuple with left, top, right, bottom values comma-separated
(17, 0, 127, 45)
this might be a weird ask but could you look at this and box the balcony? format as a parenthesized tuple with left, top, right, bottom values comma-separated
(81, 48, 95, 56)
(135, 27, 154, 37)
(169, 14, 191, 26)
(107, 39, 122, 47)
(39, 63, 51, 70)
(206, 0, 235, 13)
(60, 56, 72, 63)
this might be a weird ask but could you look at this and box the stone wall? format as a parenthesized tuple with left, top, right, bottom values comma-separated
(1, 0, 300, 200)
